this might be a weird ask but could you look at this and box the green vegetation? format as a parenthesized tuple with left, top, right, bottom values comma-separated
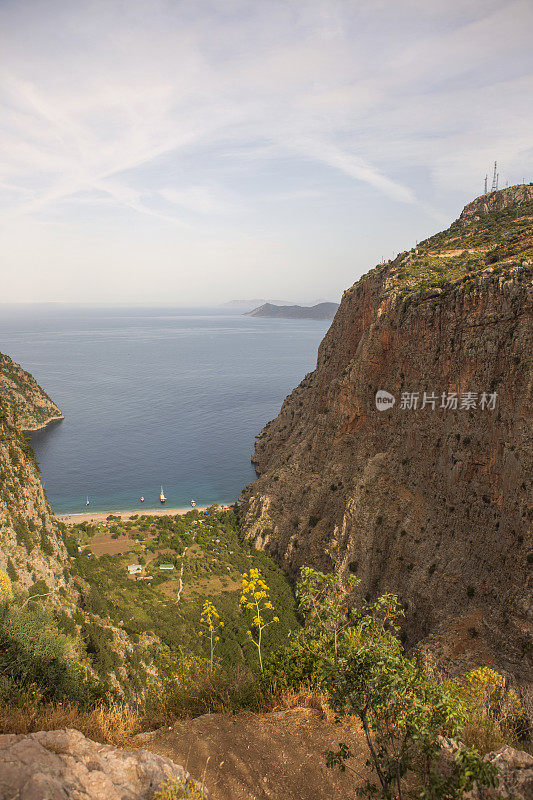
(265, 568, 500, 799)
(69, 507, 298, 674)
(345, 196, 533, 301)
(0, 551, 528, 797)
(153, 778, 206, 800)
(0, 602, 105, 706)
(239, 567, 280, 672)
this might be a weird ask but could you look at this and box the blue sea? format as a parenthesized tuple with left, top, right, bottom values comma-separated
(0, 306, 328, 514)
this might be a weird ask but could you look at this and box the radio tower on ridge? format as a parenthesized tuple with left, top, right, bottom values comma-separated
(491, 161, 499, 192)
(484, 174, 488, 194)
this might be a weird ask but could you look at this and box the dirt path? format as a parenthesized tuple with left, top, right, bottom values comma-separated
(137, 707, 371, 800)
(176, 560, 185, 602)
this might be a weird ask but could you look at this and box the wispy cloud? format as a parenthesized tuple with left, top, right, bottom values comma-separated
(0, 0, 532, 302)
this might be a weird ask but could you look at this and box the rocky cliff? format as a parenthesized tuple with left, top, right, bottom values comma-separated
(240, 185, 533, 687)
(0, 351, 63, 431)
(0, 359, 163, 697)
(0, 361, 67, 592)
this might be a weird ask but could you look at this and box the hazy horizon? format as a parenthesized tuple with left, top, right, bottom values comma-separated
(1, 0, 532, 305)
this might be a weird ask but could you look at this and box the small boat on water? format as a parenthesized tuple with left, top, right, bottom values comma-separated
(159, 486, 166, 504)
(86, 496, 90, 506)
(190, 499, 196, 507)
(140, 496, 145, 503)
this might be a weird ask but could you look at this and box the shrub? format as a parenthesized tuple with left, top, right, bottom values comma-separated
(287, 568, 497, 799)
(262, 638, 328, 690)
(0, 606, 103, 705)
(452, 666, 525, 751)
(153, 778, 206, 799)
(40, 531, 54, 556)
(6, 559, 18, 583)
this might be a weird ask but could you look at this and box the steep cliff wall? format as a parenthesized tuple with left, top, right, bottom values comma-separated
(0, 358, 67, 592)
(0, 351, 63, 431)
(240, 185, 533, 685)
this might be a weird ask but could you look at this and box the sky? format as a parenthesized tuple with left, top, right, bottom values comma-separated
(1, 0, 532, 305)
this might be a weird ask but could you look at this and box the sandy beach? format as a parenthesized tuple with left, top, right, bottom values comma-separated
(57, 505, 221, 524)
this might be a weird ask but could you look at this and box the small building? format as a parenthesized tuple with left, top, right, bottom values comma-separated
(159, 563, 174, 571)
(127, 564, 142, 575)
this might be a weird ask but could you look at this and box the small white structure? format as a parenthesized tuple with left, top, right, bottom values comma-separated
(127, 564, 142, 575)
(159, 563, 174, 571)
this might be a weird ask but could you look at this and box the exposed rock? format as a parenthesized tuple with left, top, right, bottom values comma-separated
(0, 353, 66, 592)
(0, 351, 63, 431)
(467, 745, 533, 799)
(0, 728, 206, 799)
(0, 412, 69, 593)
(240, 186, 533, 688)
(459, 183, 533, 222)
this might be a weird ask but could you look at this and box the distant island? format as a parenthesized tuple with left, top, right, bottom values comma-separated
(246, 301, 339, 320)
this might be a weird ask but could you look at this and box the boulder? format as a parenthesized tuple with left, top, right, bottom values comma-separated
(467, 745, 533, 800)
(0, 728, 206, 799)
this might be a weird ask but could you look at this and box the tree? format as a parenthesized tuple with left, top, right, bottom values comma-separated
(239, 568, 279, 672)
(293, 568, 497, 799)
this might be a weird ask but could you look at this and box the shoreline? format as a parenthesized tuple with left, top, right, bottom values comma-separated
(24, 414, 64, 433)
(57, 505, 231, 524)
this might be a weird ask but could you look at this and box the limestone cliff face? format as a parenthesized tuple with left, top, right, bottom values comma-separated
(0, 351, 63, 431)
(0, 359, 67, 592)
(240, 185, 533, 685)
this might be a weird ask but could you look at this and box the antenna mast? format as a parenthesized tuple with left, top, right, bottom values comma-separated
(491, 161, 498, 192)
(484, 174, 488, 194)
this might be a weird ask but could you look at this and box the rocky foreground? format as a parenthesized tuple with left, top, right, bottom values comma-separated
(0, 729, 206, 800)
(1, 725, 532, 800)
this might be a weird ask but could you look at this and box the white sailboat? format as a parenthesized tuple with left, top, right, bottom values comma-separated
(159, 486, 166, 504)
(86, 496, 90, 506)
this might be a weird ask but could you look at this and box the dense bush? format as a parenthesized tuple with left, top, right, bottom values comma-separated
(266, 567, 497, 800)
(0, 606, 105, 706)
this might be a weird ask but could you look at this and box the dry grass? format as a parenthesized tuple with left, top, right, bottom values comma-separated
(0, 700, 142, 747)
(270, 685, 335, 721)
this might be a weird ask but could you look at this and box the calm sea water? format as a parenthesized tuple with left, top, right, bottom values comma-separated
(0, 306, 328, 513)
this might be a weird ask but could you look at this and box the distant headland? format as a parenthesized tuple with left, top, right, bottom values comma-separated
(246, 301, 339, 320)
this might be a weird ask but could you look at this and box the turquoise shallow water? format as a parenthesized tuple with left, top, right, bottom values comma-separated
(0, 306, 329, 514)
